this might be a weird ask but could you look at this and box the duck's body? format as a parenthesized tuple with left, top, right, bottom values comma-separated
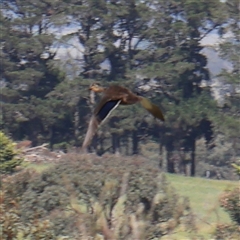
(91, 84, 140, 105)
(82, 83, 164, 149)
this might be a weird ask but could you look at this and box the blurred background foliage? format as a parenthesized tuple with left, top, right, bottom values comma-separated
(1, 0, 239, 179)
(1, 155, 196, 239)
(0, 131, 23, 174)
(1, 1, 240, 239)
(1, 154, 239, 239)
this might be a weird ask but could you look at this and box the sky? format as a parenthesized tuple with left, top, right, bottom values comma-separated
(53, 25, 232, 78)
(53, 27, 234, 104)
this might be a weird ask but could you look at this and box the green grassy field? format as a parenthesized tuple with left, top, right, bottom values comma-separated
(25, 162, 238, 239)
(165, 173, 239, 239)
(24, 162, 54, 172)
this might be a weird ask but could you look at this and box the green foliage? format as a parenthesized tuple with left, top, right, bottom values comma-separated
(195, 135, 238, 180)
(0, 190, 69, 240)
(231, 163, 240, 176)
(216, 0, 240, 159)
(1, 0, 237, 178)
(0, 4, 66, 146)
(213, 187, 240, 239)
(167, 172, 238, 238)
(3, 169, 35, 204)
(3, 154, 195, 239)
(213, 224, 240, 240)
(69, 176, 194, 239)
(0, 132, 22, 174)
(219, 188, 240, 224)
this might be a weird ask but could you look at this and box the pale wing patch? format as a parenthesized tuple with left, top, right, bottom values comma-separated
(100, 100, 121, 124)
(82, 115, 99, 148)
(82, 100, 121, 149)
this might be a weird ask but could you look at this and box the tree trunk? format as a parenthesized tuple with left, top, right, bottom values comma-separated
(98, 137, 104, 155)
(166, 140, 175, 173)
(159, 146, 168, 172)
(74, 106, 80, 146)
(49, 126, 54, 150)
(26, 121, 40, 146)
(125, 136, 129, 155)
(159, 143, 163, 169)
(112, 133, 120, 155)
(179, 149, 187, 175)
(132, 130, 138, 155)
(122, 135, 129, 155)
(166, 150, 175, 173)
(190, 140, 196, 176)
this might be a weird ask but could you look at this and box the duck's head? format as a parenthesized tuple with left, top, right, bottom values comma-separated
(89, 83, 105, 93)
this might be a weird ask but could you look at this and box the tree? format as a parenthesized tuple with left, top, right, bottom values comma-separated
(53, 0, 226, 167)
(0, 131, 22, 174)
(0, 0, 233, 179)
(215, 0, 240, 163)
(0, 1, 66, 146)
(124, 0, 226, 175)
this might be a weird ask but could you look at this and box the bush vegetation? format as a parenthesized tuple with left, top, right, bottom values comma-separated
(0, 190, 57, 240)
(0, 131, 22, 174)
(219, 188, 240, 225)
(213, 187, 240, 239)
(2, 154, 195, 239)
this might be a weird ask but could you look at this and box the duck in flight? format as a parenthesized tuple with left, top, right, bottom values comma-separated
(82, 83, 164, 149)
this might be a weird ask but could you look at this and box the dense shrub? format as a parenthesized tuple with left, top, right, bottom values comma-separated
(3, 154, 195, 239)
(219, 188, 240, 224)
(231, 163, 240, 176)
(3, 169, 35, 203)
(213, 187, 240, 239)
(214, 224, 240, 240)
(0, 131, 23, 174)
(0, 190, 68, 240)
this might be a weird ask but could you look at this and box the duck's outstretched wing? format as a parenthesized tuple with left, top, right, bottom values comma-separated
(140, 97, 165, 121)
(94, 98, 121, 124)
(82, 97, 121, 149)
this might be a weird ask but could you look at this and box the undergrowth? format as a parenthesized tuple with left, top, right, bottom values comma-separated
(2, 154, 196, 239)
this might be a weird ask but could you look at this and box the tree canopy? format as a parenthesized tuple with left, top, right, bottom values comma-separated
(1, 0, 238, 176)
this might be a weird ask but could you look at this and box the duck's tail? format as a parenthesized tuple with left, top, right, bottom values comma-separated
(140, 97, 165, 121)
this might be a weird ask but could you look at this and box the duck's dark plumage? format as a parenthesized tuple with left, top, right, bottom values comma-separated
(82, 83, 164, 149)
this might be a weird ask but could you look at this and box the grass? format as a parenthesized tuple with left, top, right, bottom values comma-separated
(165, 173, 239, 239)
(23, 162, 54, 173)
(24, 159, 239, 239)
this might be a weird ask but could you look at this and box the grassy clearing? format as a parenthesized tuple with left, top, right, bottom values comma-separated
(165, 173, 239, 239)
(23, 162, 55, 173)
